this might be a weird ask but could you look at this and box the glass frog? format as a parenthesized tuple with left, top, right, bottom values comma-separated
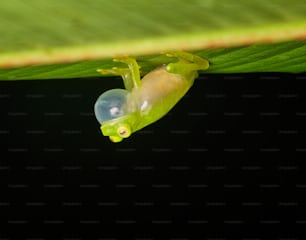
(94, 52, 209, 142)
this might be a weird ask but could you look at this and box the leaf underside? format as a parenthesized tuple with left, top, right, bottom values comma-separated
(0, 0, 306, 80)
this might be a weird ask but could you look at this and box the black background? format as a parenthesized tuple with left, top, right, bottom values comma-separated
(1, 72, 306, 239)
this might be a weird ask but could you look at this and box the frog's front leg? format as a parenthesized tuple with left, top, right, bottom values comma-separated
(95, 57, 143, 142)
(165, 51, 209, 76)
(97, 57, 141, 91)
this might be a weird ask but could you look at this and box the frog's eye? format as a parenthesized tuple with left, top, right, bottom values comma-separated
(117, 124, 131, 138)
(94, 89, 129, 124)
(107, 124, 131, 143)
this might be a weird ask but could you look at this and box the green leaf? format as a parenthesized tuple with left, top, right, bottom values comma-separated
(0, 0, 306, 80)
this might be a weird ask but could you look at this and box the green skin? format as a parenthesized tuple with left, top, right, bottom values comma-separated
(97, 52, 209, 142)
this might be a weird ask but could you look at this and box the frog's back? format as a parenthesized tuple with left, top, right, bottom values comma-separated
(129, 66, 195, 131)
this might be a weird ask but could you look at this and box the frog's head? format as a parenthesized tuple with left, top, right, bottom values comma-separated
(94, 89, 137, 142)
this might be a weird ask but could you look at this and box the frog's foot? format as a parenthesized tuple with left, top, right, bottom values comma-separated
(97, 57, 142, 91)
(165, 51, 209, 75)
(97, 57, 140, 75)
(113, 57, 140, 68)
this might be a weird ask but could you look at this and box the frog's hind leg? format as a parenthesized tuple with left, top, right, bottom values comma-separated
(165, 51, 209, 76)
(97, 57, 141, 91)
